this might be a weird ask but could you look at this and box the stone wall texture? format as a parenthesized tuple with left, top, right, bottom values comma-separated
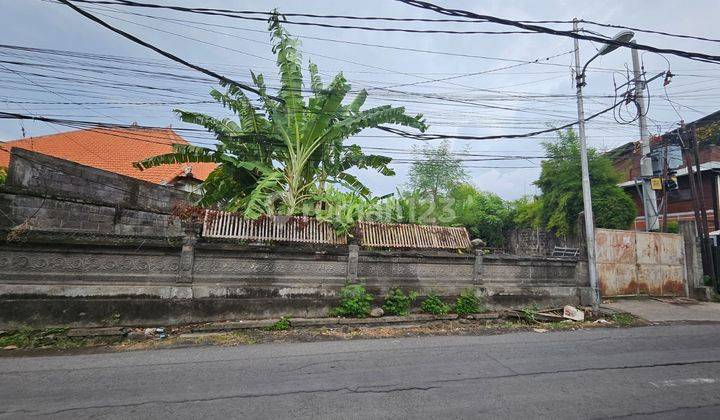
(0, 233, 589, 327)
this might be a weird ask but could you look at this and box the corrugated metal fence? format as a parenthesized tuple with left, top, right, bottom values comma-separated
(202, 211, 471, 249)
(203, 211, 346, 245)
(357, 221, 471, 250)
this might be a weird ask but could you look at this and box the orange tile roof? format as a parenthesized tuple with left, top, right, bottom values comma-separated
(0, 127, 216, 184)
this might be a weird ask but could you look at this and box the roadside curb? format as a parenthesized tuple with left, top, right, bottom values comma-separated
(65, 313, 502, 337)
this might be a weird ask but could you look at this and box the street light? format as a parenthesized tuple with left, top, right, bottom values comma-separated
(577, 30, 635, 86)
(573, 19, 634, 314)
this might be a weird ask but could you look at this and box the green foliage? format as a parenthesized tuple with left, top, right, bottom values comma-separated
(610, 313, 635, 326)
(591, 185, 637, 232)
(382, 288, 418, 316)
(535, 129, 636, 236)
(0, 327, 82, 349)
(521, 303, 540, 322)
(265, 316, 291, 331)
(449, 184, 515, 247)
(511, 196, 541, 229)
(135, 14, 426, 220)
(407, 141, 468, 204)
(454, 289, 484, 316)
(0, 168, 6, 185)
(667, 220, 679, 234)
(421, 292, 451, 315)
(330, 283, 374, 318)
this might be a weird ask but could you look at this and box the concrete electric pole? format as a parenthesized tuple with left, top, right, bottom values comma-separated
(631, 42, 659, 231)
(573, 19, 600, 313)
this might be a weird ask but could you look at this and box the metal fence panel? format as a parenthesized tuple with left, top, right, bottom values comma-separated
(202, 211, 347, 245)
(358, 221, 471, 250)
(595, 228, 687, 297)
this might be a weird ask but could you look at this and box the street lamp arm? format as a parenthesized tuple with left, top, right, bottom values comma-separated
(577, 52, 601, 88)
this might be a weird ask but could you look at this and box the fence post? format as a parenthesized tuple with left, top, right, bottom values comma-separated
(679, 220, 703, 291)
(178, 221, 200, 284)
(473, 249, 484, 284)
(347, 244, 359, 283)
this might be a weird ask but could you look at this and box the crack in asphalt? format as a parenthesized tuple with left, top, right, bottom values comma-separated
(5, 359, 719, 416)
(429, 359, 720, 385)
(595, 401, 720, 419)
(0, 385, 439, 416)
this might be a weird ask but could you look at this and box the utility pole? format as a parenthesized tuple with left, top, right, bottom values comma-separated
(573, 19, 600, 313)
(631, 43, 659, 231)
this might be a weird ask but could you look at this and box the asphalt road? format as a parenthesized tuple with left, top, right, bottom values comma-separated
(2, 324, 720, 419)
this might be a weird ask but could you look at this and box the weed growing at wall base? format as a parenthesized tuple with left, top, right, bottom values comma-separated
(455, 289, 485, 316)
(421, 292, 451, 315)
(330, 283, 374, 318)
(382, 288, 418, 316)
(265, 316, 291, 331)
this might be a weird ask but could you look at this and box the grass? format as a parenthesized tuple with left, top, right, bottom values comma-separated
(0, 327, 86, 349)
(611, 313, 636, 326)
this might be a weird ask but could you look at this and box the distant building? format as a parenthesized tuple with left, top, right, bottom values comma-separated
(608, 110, 720, 231)
(0, 127, 215, 193)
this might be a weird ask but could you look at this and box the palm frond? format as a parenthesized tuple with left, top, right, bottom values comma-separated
(334, 172, 371, 197)
(347, 89, 367, 115)
(244, 170, 285, 219)
(308, 61, 323, 94)
(269, 13, 305, 131)
(133, 143, 217, 170)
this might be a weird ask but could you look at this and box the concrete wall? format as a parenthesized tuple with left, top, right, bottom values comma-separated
(0, 149, 188, 237)
(0, 231, 589, 328)
(5, 148, 192, 213)
(505, 228, 584, 257)
(0, 149, 590, 327)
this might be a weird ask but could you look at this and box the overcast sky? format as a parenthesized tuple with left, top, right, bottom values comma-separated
(1, 0, 718, 199)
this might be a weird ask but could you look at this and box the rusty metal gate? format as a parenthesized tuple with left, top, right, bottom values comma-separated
(595, 229, 688, 297)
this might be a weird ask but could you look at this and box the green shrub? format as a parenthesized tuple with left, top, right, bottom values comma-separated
(382, 288, 418, 316)
(667, 220, 679, 234)
(454, 289, 484, 316)
(421, 292, 451, 315)
(330, 283, 373, 318)
(265, 316, 291, 331)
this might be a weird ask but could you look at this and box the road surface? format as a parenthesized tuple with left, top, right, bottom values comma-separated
(2, 324, 720, 419)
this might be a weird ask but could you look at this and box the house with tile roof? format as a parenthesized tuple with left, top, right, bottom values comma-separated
(0, 127, 216, 193)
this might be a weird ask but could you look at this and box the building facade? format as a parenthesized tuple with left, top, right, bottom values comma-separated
(609, 110, 720, 231)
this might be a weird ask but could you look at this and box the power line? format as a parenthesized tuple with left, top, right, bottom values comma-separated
(396, 0, 720, 65)
(579, 19, 720, 44)
(59, 0, 534, 34)
(55, 0, 279, 100)
(64, 1, 720, 44)
(377, 101, 623, 141)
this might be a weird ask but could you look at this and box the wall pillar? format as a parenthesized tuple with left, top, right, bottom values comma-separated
(347, 244, 359, 283)
(679, 220, 703, 290)
(473, 249, 484, 284)
(177, 222, 199, 284)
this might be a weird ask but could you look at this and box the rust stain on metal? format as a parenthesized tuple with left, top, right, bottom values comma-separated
(595, 229, 687, 298)
(357, 221, 471, 250)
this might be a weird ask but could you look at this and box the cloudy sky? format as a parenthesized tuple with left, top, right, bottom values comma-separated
(1, 0, 718, 199)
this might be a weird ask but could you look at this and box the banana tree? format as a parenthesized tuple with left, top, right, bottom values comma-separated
(135, 14, 427, 218)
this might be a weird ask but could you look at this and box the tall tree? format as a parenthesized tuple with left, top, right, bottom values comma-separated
(535, 129, 636, 236)
(449, 183, 515, 246)
(407, 141, 468, 204)
(135, 14, 427, 217)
